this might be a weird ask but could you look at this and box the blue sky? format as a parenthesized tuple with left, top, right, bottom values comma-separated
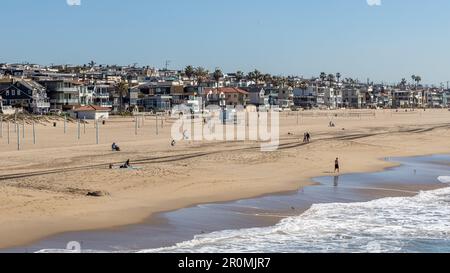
(1, 0, 450, 85)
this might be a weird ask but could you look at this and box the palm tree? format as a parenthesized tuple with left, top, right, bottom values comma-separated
(415, 76, 422, 88)
(400, 78, 407, 88)
(88, 60, 96, 68)
(320, 72, 327, 86)
(327, 74, 335, 87)
(336, 72, 341, 84)
(263, 73, 273, 84)
(411, 75, 422, 89)
(235, 71, 244, 82)
(248, 69, 262, 85)
(195, 67, 209, 84)
(115, 81, 129, 113)
(213, 68, 223, 88)
(185, 65, 195, 79)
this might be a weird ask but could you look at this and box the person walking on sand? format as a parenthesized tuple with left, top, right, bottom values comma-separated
(334, 157, 340, 173)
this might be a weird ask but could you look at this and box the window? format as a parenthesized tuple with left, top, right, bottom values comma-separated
(17, 90, 21, 96)
(12, 90, 15, 96)
(6, 90, 9, 96)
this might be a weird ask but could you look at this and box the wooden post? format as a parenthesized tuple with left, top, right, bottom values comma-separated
(0, 116, 3, 138)
(135, 116, 138, 135)
(22, 120, 25, 138)
(96, 119, 99, 144)
(64, 115, 67, 134)
(83, 117, 86, 134)
(7, 121, 10, 144)
(17, 123, 20, 151)
(77, 119, 80, 140)
(155, 115, 158, 135)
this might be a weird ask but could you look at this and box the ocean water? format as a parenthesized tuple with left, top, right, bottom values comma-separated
(20, 155, 450, 253)
(142, 181, 450, 253)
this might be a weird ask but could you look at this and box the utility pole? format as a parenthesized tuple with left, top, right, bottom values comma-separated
(164, 60, 171, 71)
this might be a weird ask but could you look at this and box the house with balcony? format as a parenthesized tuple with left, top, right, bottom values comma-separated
(278, 87, 294, 109)
(424, 89, 445, 108)
(0, 79, 50, 114)
(204, 87, 249, 106)
(90, 84, 114, 108)
(130, 81, 177, 111)
(38, 79, 81, 111)
(293, 87, 317, 109)
(392, 89, 414, 108)
(323, 87, 343, 109)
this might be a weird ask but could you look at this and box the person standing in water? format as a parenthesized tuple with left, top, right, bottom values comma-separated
(334, 157, 340, 173)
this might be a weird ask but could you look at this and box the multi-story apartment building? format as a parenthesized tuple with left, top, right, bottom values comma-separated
(38, 79, 81, 111)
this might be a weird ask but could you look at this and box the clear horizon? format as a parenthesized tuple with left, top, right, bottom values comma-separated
(1, 0, 450, 85)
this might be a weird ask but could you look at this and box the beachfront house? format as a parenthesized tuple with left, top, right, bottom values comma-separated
(444, 90, 450, 107)
(323, 87, 343, 109)
(341, 87, 368, 109)
(424, 89, 445, 108)
(91, 84, 114, 108)
(38, 79, 81, 111)
(204, 87, 249, 106)
(278, 87, 294, 109)
(73, 105, 111, 120)
(247, 86, 268, 106)
(293, 86, 317, 109)
(0, 78, 50, 114)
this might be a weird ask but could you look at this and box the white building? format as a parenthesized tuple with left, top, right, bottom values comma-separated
(73, 105, 111, 120)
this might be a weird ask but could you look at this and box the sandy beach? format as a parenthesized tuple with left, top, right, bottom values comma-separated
(1, 109, 450, 249)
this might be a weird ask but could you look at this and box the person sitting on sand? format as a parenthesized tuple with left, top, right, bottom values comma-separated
(120, 159, 131, 169)
(334, 157, 340, 173)
(112, 142, 121, 151)
(171, 140, 176, 147)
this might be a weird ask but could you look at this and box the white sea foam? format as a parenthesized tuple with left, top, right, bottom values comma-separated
(36, 178, 450, 253)
(141, 185, 450, 253)
(438, 176, 450, 184)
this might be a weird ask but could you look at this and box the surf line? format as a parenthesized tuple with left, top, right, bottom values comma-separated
(322, 185, 420, 194)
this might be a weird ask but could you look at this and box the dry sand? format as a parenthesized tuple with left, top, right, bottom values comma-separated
(1, 109, 450, 249)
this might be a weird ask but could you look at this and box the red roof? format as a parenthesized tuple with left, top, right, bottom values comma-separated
(74, 105, 111, 112)
(204, 87, 249, 95)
